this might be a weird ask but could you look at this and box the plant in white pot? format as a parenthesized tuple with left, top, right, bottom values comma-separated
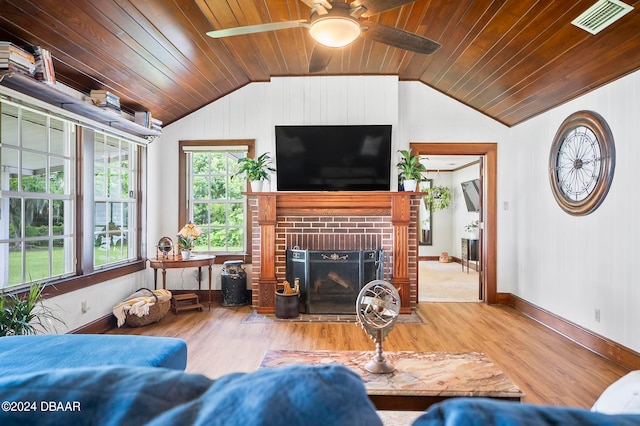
(177, 222, 201, 260)
(177, 235, 195, 259)
(464, 220, 480, 239)
(234, 152, 276, 192)
(396, 149, 426, 191)
(422, 185, 451, 211)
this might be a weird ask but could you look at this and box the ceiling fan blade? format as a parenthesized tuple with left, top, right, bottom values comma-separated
(309, 43, 334, 73)
(360, 21, 440, 55)
(207, 20, 309, 38)
(351, 0, 415, 17)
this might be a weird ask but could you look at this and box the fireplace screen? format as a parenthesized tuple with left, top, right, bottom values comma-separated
(286, 249, 384, 314)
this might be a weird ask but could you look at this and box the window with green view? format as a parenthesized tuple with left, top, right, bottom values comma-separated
(187, 150, 245, 252)
(0, 102, 75, 288)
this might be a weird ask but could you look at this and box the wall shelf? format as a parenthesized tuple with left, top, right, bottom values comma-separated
(0, 71, 160, 140)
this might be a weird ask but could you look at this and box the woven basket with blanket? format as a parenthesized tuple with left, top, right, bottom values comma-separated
(113, 288, 172, 328)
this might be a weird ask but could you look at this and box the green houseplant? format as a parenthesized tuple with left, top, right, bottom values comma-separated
(0, 283, 64, 336)
(423, 185, 451, 211)
(234, 152, 276, 192)
(177, 234, 194, 251)
(396, 149, 427, 191)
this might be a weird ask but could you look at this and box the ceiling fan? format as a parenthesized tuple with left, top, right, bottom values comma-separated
(206, 0, 441, 73)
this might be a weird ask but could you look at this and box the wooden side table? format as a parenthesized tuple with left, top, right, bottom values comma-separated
(148, 255, 216, 308)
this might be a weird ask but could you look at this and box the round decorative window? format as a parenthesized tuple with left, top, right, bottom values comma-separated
(548, 110, 615, 216)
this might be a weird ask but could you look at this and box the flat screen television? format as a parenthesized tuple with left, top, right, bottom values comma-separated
(275, 125, 392, 191)
(461, 179, 481, 212)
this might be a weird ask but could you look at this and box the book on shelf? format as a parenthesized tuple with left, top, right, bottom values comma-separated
(0, 41, 36, 75)
(31, 46, 55, 84)
(135, 111, 162, 131)
(135, 111, 151, 128)
(90, 89, 121, 111)
(0, 61, 34, 75)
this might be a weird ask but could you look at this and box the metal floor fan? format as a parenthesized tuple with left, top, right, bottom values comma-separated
(356, 279, 400, 374)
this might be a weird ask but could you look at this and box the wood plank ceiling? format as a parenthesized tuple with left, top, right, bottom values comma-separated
(0, 0, 639, 127)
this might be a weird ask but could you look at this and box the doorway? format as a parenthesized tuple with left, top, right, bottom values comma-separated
(411, 143, 497, 304)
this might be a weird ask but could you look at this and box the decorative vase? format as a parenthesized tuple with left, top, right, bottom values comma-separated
(181, 250, 191, 260)
(403, 179, 417, 192)
(250, 180, 263, 192)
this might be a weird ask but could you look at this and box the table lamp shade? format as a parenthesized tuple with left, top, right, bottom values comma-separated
(178, 222, 202, 239)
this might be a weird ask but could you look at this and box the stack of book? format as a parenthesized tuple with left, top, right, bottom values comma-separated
(150, 117, 162, 132)
(0, 41, 36, 75)
(32, 46, 55, 84)
(90, 90, 121, 115)
(135, 111, 162, 131)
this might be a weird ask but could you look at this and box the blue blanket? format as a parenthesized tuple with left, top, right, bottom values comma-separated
(413, 398, 640, 426)
(0, 364, 382, 426)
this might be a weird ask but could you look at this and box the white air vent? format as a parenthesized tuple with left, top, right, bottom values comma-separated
(572, 0, 633, 34)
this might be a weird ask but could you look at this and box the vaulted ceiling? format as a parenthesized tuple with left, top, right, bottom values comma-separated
(1, 0, 639, 128)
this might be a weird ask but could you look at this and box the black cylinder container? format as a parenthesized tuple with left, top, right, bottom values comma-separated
(221, 260, 247, 307)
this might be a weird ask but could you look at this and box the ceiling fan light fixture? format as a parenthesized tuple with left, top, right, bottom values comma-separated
(310, 17, 361, 48)
(309, 16, 360, 47)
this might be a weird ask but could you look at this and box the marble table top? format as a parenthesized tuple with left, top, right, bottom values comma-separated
(260, 350, 524, 400)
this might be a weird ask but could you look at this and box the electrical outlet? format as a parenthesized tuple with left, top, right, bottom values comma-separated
(594, 308, 600, 322)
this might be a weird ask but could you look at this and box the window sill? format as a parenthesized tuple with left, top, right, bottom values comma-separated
(194, 253, 252, 264)
(38, 260, 146, 299)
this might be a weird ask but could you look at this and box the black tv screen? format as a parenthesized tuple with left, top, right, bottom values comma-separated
(461, 179, 481, 212)
(275, 125, 392, 191)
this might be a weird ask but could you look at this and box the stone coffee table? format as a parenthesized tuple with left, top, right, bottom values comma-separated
(260, 350, 524, 411)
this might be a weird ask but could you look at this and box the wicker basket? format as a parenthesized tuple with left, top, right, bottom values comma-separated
(124, 288, 171, 328)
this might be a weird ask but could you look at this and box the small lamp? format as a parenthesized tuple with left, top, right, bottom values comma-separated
(177, 222, 202, 259)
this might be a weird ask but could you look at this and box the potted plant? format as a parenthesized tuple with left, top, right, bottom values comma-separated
(464, 219, 480, 239)
(177, 234, 195, 259)
(423, 185, 451, 210)
(396, 149, 426, 191)
(234, 152, 276, 192)
(0, 283, 64, 336)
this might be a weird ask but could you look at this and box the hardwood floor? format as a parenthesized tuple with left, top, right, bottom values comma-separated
(109, 302, 629, 409)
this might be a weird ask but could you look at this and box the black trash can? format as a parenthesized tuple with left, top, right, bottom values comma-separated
(221, 260, 247, 307)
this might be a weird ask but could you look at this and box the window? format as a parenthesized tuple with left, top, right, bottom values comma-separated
(0, 95, 146, 292)
(0, 102, 75, 288)
(179, 140, 255, 255)
(93, 132, 138, 268)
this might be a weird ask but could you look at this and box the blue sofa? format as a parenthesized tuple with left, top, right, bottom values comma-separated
(0, 334, 187, 378)
(0, 364, 382, 425)
(1, 362, 640, 425)
(1, 335, 639, 425)
(413, 398, 640, 426)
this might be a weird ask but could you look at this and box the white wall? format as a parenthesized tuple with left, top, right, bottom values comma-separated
(143, 70, 640, 354)
(45, 271, 146, 333)
(151, 76, 401, 290)
(502, 70, 640, 352)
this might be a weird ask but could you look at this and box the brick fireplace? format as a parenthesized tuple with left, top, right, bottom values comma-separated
(247, 192, 420, 314)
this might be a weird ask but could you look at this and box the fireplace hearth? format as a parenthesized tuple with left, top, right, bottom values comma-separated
(247, 192, 420, 314)
(286, 249, 384, 314)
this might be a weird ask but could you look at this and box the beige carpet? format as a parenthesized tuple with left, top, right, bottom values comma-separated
(419, 261, 480, 302)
